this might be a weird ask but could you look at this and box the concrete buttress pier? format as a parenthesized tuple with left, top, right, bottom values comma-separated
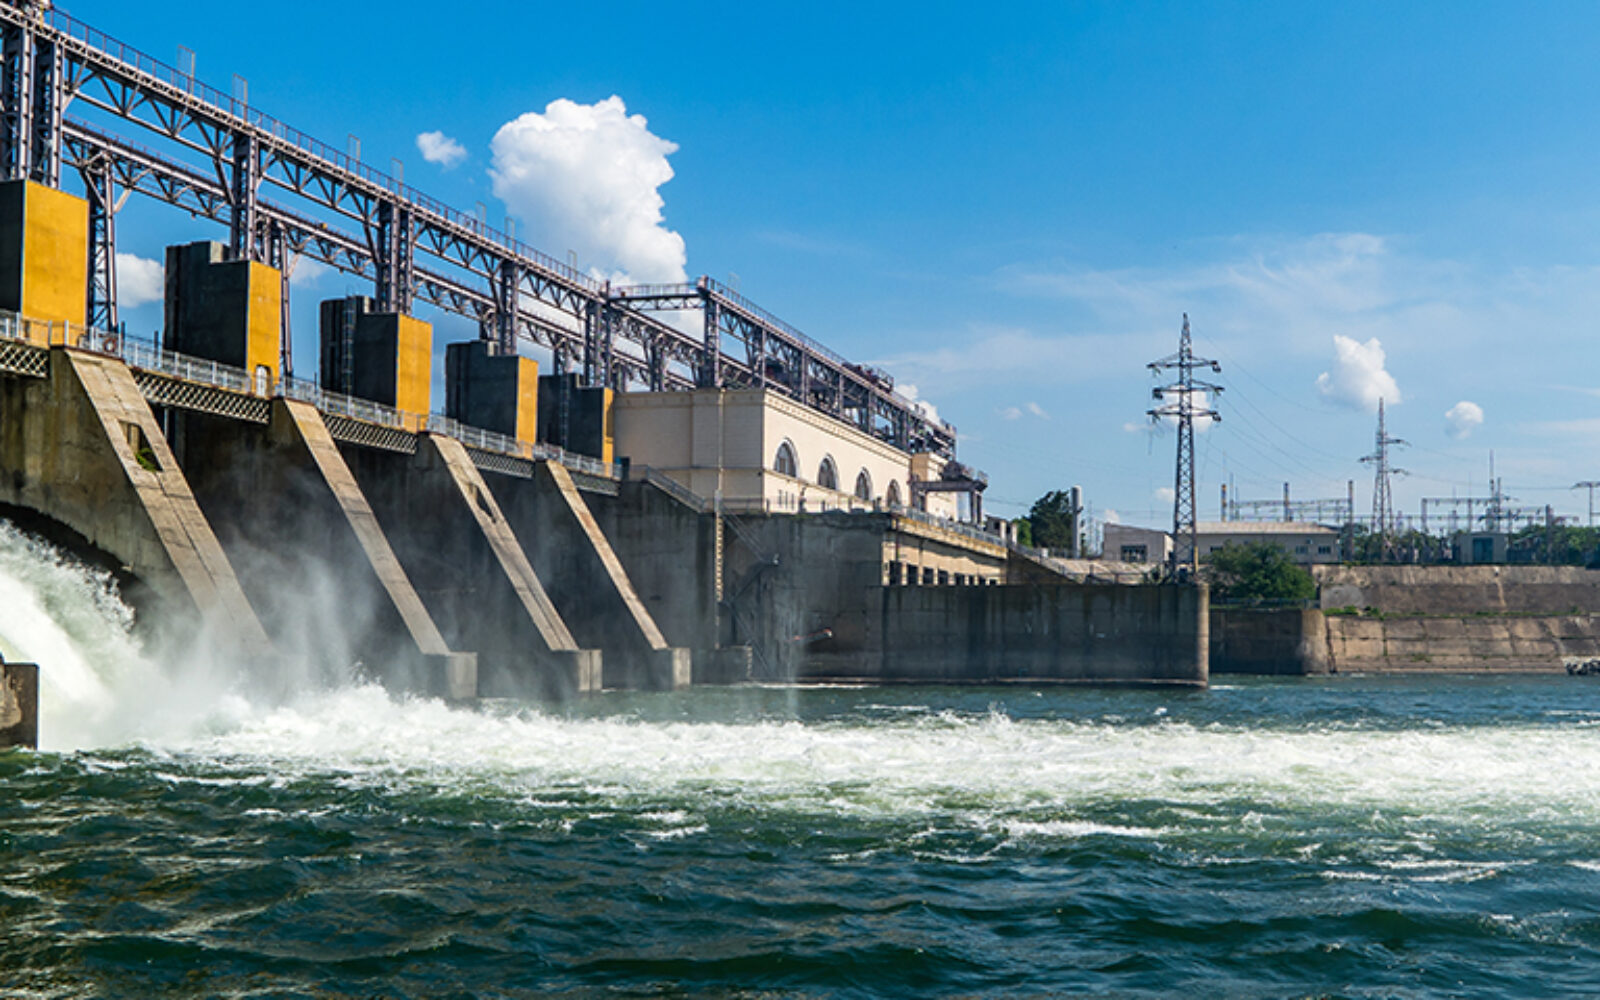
(0, 348, 272, 659)
(340, 434, 601, 698)
(491, 462, 690, 690)
(171, 402, 475, 699)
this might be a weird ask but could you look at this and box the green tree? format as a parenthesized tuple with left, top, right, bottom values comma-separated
(1012, 517, 1034, 547)
(1027, 490, 1079, 550)
(1203, 542, 1316, 605)
(1510, 523, 1600, 566)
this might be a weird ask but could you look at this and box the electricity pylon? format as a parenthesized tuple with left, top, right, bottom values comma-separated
(1574, 481, 1600, 527)
(1148, 314, 1222, 577)
(1360, 398, 1406, 561)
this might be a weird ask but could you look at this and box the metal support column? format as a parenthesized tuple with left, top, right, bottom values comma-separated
(581, 301, 599, 384)
(83, 156, 117, 331)
(2, 18, 61, 187)
(493, 257, 519, 355)
(266, 219, 293, 376)
(374, 200, 414, 315)
(29, 32, 58, 186)
(228, 132, 259, 261)
(0, 22, 35, 181)
(701, 296, 721, 388)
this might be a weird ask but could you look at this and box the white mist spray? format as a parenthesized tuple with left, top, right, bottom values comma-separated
(0, 521, 166, 749)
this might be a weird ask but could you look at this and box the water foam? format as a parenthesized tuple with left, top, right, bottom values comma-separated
(143, 681, 1600, 854)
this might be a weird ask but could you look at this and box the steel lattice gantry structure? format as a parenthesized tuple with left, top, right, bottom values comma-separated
(610, 278, 953, 456)
(0, 0, 954, 458)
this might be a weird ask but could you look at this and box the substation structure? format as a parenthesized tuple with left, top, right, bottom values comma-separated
(0, 0, 1207, 724)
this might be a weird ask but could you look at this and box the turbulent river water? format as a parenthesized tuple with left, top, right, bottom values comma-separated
(4, 524, 1600, 998)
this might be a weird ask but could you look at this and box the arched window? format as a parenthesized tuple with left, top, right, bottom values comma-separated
(774, 440, 797, 477)
(854, 469, 873, 502)
(818, 455, 838, 491)
(886, 481, 902, 508)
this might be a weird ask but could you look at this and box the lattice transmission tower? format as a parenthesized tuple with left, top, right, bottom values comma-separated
(1574, 481, 1600, 527)
(1148, 314, 1222, 576)
(1360, 398, 1406, 560)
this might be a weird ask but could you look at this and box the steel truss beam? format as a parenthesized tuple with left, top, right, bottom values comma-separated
(2, 0, 951, 454)
(612, 278, 946, 456)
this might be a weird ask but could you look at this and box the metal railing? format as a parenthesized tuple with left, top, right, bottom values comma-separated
(0, 307, 627, 478)
(639, 467, 711, 513)
(121, 338, 256, 394)
(892, 505, 1008, 548)
(280, 376, 412, 430)
(425, 413, 525, 457)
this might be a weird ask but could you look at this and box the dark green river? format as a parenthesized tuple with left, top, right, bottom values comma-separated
(4, 525, 1600, 997)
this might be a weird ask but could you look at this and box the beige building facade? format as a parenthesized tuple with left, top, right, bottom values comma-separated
(612, 387, 959, 517)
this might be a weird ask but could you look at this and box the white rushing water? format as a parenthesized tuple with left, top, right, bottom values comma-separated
(0, 522, 241, 750)
(166, 684, 1600, 832)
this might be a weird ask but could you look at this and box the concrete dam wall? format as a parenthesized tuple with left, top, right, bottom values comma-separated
(806, 583, 1208, 686)
(0, 179, 1207, 705)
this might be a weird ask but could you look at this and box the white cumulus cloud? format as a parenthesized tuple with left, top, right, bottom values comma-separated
(999, 401, 1048, 421)
(1445, 400, 1484, 439)
(114, 253, 162, 309)
(898, 383, 942, 426)
(288, 256, 330, 288)
(1315, 335, 1400, 411)
(489, 96, 686, 285)
(1152, 388, 1217, 432)
(416, 130, 467, 169)
(1154, 486, 1176, 504)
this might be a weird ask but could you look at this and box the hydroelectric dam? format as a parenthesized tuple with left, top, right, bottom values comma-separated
(0, 0, 1205, 746)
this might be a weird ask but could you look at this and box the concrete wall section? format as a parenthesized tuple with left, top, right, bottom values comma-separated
(717, 511, 889, 678)
(163, 242, 280, 385)
(1315, 565, 1600, 615)
(587, 478, 722, 674)
(490, 461, 688, 690)
(537, 374, 614, 463)
(1210, 608, 1330, 675)
(171, 402, 473, 698)
(445, 341, 539, 445)
(0, 350, 271, 658)
(1322, 613, 1600, 671)
(796, 583, 1207, 685)
(340, 434, 600, 699)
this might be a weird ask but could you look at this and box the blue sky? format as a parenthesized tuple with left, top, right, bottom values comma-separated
(71, 0, 1600, 531)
